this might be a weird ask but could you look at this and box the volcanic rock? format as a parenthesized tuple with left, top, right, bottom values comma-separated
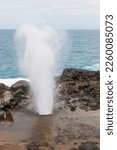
(0, 68, 100, 111)
(59, 68, 100, 82)
(56, 68, 100, 111)
(0, 83, 13, 109)
(0, 110, 6, 119)
(10, 80, 31, 108)
(0, 110, 13, 121)
(0, 80, 31, 109)
(79, 141, 99, 150)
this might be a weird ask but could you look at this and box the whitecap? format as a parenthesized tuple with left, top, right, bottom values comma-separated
(0, 78, 30, 87)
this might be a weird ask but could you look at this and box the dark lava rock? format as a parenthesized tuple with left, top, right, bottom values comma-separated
(10, 80, 31, 108)
(0, 110, 6, 119)
(26, 142, 51, 150)
(56, 68, 100, 111)
(0, 83, 13, 109)
(5, 110, 14, 121)
(0, 110, 13, 121)
(0, 81, 32, 109)
(59, 68, 100, 82)
(0, 80, 31, 109)
(79, 141, 99, 150)
(0, 68, 100, 111)
(26, 142, 39, 150)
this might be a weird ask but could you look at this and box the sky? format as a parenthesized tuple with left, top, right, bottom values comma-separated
(0, 0, 100, 29)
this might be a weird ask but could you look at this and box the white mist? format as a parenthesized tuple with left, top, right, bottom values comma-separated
(16, 25, 66, 115)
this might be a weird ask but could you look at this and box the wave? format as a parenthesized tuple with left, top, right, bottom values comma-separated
(0, 64, 100, 87)
(0, 78, 30, 87)
(83, 63, 100, 71)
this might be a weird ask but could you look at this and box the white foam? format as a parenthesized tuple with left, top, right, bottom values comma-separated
(83, 63, 100, 71)
(0, 78, 30, 87)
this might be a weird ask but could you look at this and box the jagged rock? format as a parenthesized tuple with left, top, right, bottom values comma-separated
(0, 110, 6, 119)
(0, 83, 13, 109)
(0, 68, 100, 111)
(56, 68, 100, 111)
(0, 80, 31, 109)
(0, 110, 13, 121)
(59, 68, 100, 82)
(10, 80, 31, 108)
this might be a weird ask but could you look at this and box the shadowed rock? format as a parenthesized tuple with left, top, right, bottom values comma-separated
(0, 80, 31, 110)
(0, 83, 13, 109)
(0, 110, 6, 119)
(0, 110, 13, 122)
(79, 141, 99, 150)
(10, 80, 31, 108)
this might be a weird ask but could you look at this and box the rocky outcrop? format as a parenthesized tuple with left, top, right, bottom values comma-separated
(0, 68, 100, 150)
(0, 80, 31, 110)
(59, 68, 100, 82)
(0, 83, 13, 109)
(10, 80, 31, 108)
(56, 68, 100, 111)
(0, 68, 100, 111)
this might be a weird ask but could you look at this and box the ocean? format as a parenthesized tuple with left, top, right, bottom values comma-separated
(0, 29, 99, 85)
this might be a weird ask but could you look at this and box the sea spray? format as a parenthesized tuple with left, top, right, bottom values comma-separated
(15, 25, 67, 115)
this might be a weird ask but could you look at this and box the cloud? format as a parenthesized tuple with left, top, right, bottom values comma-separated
(0, 0, 99, 14)
(0, 0, 99, 29)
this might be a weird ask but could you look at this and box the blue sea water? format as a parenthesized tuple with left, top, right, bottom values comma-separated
(0, 29, 99, 80)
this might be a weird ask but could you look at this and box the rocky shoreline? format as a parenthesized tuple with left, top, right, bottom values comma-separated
(0, 68, 100, 112)
(0, 68, 100, 150)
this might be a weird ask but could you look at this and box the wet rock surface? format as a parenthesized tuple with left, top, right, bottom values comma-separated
(0, 68, 100, 150)
(0, 109, 100, 150)
(79, 141, 99, 150)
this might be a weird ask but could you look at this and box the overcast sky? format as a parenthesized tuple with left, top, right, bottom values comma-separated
(0, 0, 99, 29)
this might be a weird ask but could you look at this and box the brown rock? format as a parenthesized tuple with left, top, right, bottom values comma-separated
(10, 80, 31, 108)
(56, 68, 100, 111)
(0, 110, 13, 122)
(79, 141, 99, 150)
(59, 68, 100, 82)
(0, 110, 6, 119)
(0, 68, 100, 111)
(0, 80, 31, 110)
(0, 83, 13, 109)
